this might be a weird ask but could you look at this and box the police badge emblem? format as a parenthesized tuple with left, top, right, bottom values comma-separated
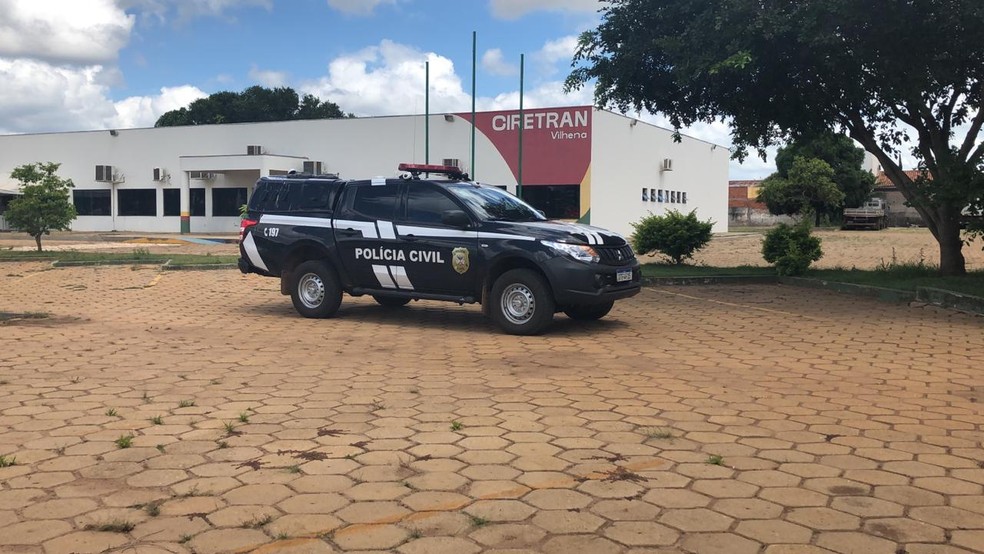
(451, 247, 470, 274)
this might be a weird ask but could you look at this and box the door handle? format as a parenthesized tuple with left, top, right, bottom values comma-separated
(404, 234, 418, 242)
(338, 228, 360, 237)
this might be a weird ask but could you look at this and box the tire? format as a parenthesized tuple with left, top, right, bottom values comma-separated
(564, 301, 614, 321)
(290, 260, 342, 318)
(490, 269, 555, 335)
(373, 295, 411, 308)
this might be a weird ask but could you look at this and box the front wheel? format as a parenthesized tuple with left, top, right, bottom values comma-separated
(373, 295, 411, 308)
(290, 260, 342, 318)
(564, 301, 614, 321)
(490, 269, 555, 335)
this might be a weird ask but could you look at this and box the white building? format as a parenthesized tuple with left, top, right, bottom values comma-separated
(0, 106, 729, 237)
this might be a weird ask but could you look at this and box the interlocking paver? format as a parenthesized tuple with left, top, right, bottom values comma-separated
(2, 262, 984, 552)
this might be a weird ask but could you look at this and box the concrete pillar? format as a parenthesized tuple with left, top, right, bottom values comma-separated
(180, 172, 190, 234)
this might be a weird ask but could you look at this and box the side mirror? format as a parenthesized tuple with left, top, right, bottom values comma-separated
(441, 210, 471, 228)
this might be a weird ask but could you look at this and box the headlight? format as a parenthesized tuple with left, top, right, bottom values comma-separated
(542, 240, 599, 263)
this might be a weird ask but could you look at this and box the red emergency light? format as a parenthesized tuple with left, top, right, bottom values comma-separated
(398, 163, 468, 180)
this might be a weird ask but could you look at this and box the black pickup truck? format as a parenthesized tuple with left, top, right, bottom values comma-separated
(238, 164, 641, 335)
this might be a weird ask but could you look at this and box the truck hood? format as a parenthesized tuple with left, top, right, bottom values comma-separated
(484, 220, 629, 247)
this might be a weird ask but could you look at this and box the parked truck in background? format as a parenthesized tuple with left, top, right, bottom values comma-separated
(842, 198, 888, 230)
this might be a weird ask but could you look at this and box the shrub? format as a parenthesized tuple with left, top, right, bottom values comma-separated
(631, 210, 714, 265)
(762, 221, 823, 275)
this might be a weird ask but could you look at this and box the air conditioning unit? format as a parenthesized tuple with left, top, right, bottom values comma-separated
(442, 158, 461, 169)
(661, 158, 673, 172)
(95, 165, 113, 182)
(247, 145, 263, 155)
(153, 167, 167, 182)
(303, 161, 323, 174)
(189, 171, 215, 180)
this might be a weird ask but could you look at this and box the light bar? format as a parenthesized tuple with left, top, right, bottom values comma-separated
(398, 163, 466, 178)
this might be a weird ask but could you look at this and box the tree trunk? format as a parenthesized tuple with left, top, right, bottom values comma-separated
(34, 234, 42, 252)
(937, 211, 966, 276)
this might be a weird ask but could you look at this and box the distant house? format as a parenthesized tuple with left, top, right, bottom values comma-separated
(728, 180, 795, 226)
(0, 187, 19, 231)
(874, 170, 926, 227)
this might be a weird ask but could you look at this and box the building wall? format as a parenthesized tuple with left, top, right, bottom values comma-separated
(0, 108, 729, 236)
(590, 111, 729, 237)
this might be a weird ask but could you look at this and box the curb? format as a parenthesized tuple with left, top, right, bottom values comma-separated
(643, 274, 983, 316)
(51, 259, 168, 267)
(779, 277, 919, 303)
(161, 261, 237, 271)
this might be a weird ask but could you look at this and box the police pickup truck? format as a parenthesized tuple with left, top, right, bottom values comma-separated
(238, 163, 640, 335)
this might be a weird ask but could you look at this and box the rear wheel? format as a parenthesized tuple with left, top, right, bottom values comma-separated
(490, 269, 555, 335)
(564, 301, 614, 321)
(373, 295, 411, 308)
(290, 260, 342, 318)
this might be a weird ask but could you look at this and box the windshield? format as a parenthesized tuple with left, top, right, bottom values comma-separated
(447, 184, 546, 222)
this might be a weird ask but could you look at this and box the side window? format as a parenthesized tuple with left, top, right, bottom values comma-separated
(339, 183, 399, 221)
(249, 182, 280, 211)
(405, 186, 461, 226)
(293, 181, 337, 212)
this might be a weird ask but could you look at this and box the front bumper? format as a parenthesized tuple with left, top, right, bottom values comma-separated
(541, 255, 642, 306)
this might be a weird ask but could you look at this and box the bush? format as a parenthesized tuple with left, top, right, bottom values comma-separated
(762, 221, 823, 275)
(631, 210, 714, 265)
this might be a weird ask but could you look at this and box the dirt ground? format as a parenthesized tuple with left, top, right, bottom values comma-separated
(3, 227, 983, 271)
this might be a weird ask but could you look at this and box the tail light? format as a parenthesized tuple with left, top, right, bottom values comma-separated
(239, 218, 258, 243)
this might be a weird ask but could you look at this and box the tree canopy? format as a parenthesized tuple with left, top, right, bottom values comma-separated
(5, 162, 77, 251)
(567, 0, 984, 275)
(155, 86, 350, 127)
(775, 133, 876, 212)
(756, 157, 845, 226)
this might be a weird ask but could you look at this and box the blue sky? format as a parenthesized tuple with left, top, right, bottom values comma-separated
(0, 0, 774, 178)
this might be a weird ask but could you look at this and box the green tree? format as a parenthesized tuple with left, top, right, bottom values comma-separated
(756, 157, 846, 226)
(566, 0, 984, 275)
(631, 209, 713, 264)
(155, 86, 346, 127)
(762, 221, 824, 276)
(5, 163, 77, 252)
(775, 133, 877, 213)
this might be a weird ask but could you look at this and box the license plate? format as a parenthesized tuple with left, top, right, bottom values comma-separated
(616, 269, 632, 282)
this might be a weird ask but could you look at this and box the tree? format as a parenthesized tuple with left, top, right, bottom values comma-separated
(631, 209, 713, 264)
(5, 163, 77, 251)
(155, 86, 347, 127)
(756, 157, 846, 226)
(775, 133, 877, 212)
(567, 0, 984, 275)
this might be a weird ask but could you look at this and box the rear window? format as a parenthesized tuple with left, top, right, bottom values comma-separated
(249, 179, 342, 213)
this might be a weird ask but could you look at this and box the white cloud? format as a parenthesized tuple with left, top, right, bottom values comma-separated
(301, 40, 591, 118)
(490, 0, 602, 19)
(481, 49, 517, 77)
(0, 0, 134, 64)
(325, 0, 397, 16)
(112, 85, 207, 128)
(248, 66, 289, 88)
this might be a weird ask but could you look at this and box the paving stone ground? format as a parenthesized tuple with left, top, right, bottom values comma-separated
(0, 262, 982, 554)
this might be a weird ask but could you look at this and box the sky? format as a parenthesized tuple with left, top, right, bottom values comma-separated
(0, 0, 776, 179)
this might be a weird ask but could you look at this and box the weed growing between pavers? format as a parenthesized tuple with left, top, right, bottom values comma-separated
(177, 399, 195, 408)
(85, 519, 134, 533)
(105, 408, 118, 417)
(0, 455, 16, 467)
(150, 415, 163, 425)
(242, 514, 272, 528)
(706, 454, 725, 465)
(641, 426, 675, 440)
(450, 420, 463, 431)
(238, 412, 249, 423)
(115, 434, 134, 449)
(470, 515, 490, 527)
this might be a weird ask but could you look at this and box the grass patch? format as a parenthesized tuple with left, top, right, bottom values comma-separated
(115, 434, 134, 449)
(0, 249, 237, 265)
(238, 412, 249, 423)
(706, 454, 725, 466)
(85, 519, 134, 533)
(469, 515, 490, 527)
(0, 455, 16, 467)
(242, 514, 272, 529)
(641, 263, 774, 278)
(287, 465, 301, 474)
(150, 415, 164, 425)
(808, 267, 984, 297)
(450, 420, 463, 431)
(177, 399, 195, 408)
(105, 408, 118, 417)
